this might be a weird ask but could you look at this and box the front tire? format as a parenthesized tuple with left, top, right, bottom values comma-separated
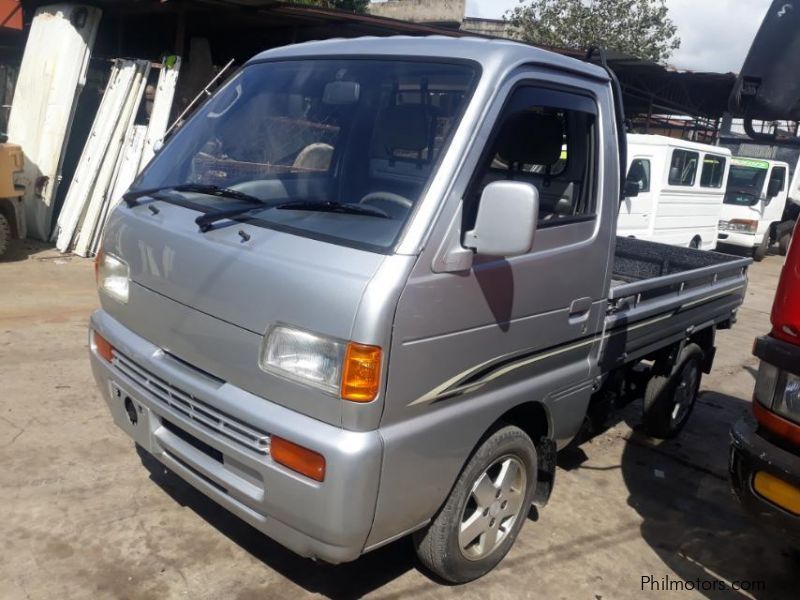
(642, 344, 703, 439)
(414, 424, 537, 583)
(753, 232, 770, 262)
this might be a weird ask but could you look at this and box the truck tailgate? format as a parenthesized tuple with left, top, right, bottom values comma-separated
(602, 238, 751, 368)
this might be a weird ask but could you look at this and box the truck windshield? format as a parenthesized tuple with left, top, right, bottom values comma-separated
(133, 59, 478, 252)
(724, 162, 768, 206)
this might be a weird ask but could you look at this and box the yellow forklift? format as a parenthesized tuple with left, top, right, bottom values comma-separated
(0, 133, 25, 258)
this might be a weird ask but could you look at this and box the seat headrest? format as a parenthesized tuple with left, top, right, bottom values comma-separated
(628, 161, 646, 180)
(377, 104, 431, 153)
(496, 112, 564, 167)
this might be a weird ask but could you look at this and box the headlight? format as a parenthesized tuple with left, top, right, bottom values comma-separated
(774, 371, 800, 425)
(260, 325, 346, 394)
(754, 360, 800, 425)
(754, 361, 779, 407)
(721, 219, 758, 233)
(260, 325, 382, 401)
(96, 251, 129, 303)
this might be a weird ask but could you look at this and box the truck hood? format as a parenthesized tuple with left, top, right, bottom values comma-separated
(102, 202, 385, 341)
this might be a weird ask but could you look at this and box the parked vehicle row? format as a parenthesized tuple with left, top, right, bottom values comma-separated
(619, 134, 798, 261)
(88, 37, 750, 583)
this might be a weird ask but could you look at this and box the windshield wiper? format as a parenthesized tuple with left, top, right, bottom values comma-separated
(195, 204, 265, 232)
(273, 200, 390, 219)
(196, 199, 391, 233)
(123, 183, 263, 208)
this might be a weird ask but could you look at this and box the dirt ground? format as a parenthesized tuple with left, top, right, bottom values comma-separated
(1, 239, 798, 600)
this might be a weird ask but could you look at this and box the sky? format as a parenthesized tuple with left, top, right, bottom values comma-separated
(465, 0, 773, 73)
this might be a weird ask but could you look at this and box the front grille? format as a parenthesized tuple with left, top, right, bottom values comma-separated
(113, 351, 270, 456)
(162, 418, 224, 463)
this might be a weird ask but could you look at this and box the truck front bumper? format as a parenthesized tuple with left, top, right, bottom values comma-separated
(729, 416, 800, 539)
(717, 231, 758, 249)
(89, 310, 383, 564)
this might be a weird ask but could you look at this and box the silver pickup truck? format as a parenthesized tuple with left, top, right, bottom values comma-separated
(89, 37, 750, 582)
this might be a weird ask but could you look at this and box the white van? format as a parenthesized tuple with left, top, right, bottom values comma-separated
(717, 157, 790, 260)
(619, 134, 731, 250)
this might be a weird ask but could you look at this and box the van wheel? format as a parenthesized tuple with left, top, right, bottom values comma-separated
(753, 232, 770, 262)
(0, 213, 10, 258)
(689, 237, 701, 249)
(642, 344, 703, 439)
(414, 424, 537, 583)
(779, 231, 791, 256)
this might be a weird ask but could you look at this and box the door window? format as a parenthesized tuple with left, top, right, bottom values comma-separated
(700, 154, 726, 188)
(668, 149, 699, 186)
(464, 86, 597, 230)
(769, 166, 787, 192)
(626, 159, 651, 193)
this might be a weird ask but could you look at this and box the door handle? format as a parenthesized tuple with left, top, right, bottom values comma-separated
(569, 297, 593, 316)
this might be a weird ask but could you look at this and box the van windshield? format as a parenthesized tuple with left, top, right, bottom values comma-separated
(133, 59, 479, 252)
(724, 162, 768, 206)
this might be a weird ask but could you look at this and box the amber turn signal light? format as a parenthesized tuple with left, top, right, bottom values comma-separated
(341, 342, 382, 402)
(271, 436, 326, 482)
(93, 330, 114, 363)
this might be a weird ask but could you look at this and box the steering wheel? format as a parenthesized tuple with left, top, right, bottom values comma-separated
(359, 191, 413, 210)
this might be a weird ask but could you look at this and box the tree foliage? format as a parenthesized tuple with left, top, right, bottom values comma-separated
(292, 0, 370, 12)
(507, 0, 681, 63)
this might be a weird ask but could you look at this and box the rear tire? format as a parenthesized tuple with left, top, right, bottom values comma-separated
(414, 424, 537, 583)
(753, 232, 770, 262)
(642, 344, 703, 439)
(0, 213, 10, 258)
(689, 237, 701, 250)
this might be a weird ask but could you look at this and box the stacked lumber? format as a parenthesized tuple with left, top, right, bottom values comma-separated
(55, 56, 181, 257)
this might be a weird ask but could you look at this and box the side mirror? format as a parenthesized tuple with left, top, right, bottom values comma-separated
(767, 178, 782, 199)
(464, 181, 539, 257)
(624, 180, 640, 198)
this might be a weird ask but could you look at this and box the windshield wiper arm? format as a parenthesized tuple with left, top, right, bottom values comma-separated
(273, 200, 390, 219)
(195, 205, 266, 232)
(123, 183, 263, 208)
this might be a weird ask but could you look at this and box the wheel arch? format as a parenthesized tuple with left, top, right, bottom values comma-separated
(491, 401, 556, 508)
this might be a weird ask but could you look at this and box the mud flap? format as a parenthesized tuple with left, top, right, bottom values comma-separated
(532, 437, 557, 507)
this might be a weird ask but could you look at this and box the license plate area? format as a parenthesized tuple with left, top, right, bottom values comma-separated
(162, 418, 223, 463)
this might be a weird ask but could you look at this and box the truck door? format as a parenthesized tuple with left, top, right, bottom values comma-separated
(383, 78, 613, 442)
(369, 74, 617, 546)
(619, 155, 654, 238)
(765, 164, 788, 228)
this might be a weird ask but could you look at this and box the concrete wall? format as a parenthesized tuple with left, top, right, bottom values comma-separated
(461, 17, 517, 39)
(368, 0, 465, 26)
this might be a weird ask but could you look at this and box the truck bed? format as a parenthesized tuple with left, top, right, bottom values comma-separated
(601, 238, 751, 369)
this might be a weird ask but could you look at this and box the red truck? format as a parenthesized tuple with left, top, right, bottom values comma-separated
(730, 218, 800, 530)
(727, 0, 800, 533)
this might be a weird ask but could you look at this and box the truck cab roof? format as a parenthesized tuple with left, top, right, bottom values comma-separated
(627, 133, 731, 155)
(247, 35, 610, 83)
